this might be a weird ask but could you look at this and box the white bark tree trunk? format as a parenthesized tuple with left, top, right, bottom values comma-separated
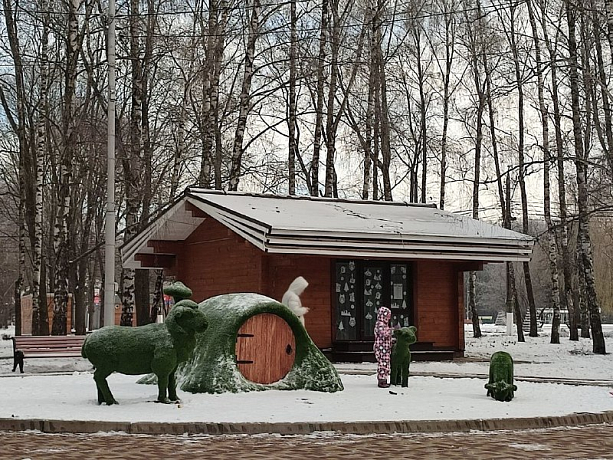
(228, 0, 261, 191)
(566, 0, 606, 354)
(527, 0, 559, 340)
(33, 5, 49, 336)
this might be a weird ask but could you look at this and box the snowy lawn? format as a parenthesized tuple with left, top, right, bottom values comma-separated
(1, 325, 613, 424)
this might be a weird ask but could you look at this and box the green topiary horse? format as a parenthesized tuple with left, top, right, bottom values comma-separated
(82, 301, 208, 405)
(390, 326, 417, 387)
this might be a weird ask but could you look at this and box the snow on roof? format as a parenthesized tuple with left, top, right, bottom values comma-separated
(122, 188, 534, 269)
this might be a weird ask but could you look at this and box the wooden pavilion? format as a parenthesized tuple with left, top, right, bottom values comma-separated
(122, 188, 533, 361)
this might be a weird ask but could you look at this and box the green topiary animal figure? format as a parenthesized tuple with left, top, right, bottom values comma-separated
(485, 351, 517, 402)
(390, 326, 417, 387)
(164, 281, 193, 304)
(81, 302, 208, 405)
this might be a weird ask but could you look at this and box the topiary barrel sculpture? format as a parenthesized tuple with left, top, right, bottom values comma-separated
(485, 351, 517, 402)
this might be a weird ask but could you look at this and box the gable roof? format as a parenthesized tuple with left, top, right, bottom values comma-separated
(121, 187, 534, 269)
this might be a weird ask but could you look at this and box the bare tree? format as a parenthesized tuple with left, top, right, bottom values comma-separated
(310, 0, 328, 197)
(53, 0, 95, 335)
(323, 0, 343, 197)
(229, 0, 262, 191)
(1, 0, 33, 336)
(566, 0, 606, 354)
(33, 2, 50, 335)
(498, 0, 529, 341)
(527, 0, 559, 340)
(462, 0, 486, 339)
(120, 0, 144, 326)
(538, 0, 577, 341)
(427, 0, 459, 210)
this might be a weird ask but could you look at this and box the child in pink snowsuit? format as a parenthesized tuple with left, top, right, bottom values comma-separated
(373, 306, 392, 388)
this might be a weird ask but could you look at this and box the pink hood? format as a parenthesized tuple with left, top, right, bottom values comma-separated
(376, 306, 391, 323)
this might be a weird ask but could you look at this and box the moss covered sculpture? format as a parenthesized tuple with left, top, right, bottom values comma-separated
(164, 281, 193, 303)
(390, 326, 417, 387)
(82, 303, 208, 405)
(159, 293, 343, 394)
(485, 351, 517, 402)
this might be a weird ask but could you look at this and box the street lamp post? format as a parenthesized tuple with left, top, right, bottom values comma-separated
(104, 0, 116, 327)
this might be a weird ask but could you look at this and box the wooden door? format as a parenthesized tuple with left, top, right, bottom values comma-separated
(235, 313, 296, 384)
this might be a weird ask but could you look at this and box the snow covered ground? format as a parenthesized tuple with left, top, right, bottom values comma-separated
(1, 325, 612, 425)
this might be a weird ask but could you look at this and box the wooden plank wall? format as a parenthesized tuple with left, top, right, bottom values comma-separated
(414, 260, 460, 349)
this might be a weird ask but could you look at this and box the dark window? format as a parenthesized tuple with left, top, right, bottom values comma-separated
(334, 260, 413, 341)
(334, 261, 358, 340)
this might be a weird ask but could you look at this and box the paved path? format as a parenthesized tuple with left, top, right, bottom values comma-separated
(2, 423, 612, 459)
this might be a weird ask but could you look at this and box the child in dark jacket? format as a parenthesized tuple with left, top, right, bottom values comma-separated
(373, 306, 392, 388)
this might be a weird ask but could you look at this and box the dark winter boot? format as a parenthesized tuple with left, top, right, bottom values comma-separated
(378, 379, 390, 388)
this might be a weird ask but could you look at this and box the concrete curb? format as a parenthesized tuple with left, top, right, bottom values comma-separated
(1, 411, 612, 436)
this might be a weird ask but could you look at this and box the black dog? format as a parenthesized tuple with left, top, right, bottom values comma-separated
(12, 349, 24, 373)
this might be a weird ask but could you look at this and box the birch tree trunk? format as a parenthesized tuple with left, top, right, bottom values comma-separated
(172, 80, 188, 197)
(505, 2, 530, 341)
(311, 0, 328, 197)
(374, 0, 391, 201)
(134, 0, 157, 326)
(605, 0, 613, 159)
(213, 0, 228, 189)
(228, 0, 261, 191)
(505, 172, 523, 341)
(33, 4, 50, 336)
(199, 41, 213, 190)
(150, 270, 164, 323)
(370, 2, 380, 201)
(527, 0, 559, 340)
(2, 0, 32, 336)
(590, 1, 613, 176)
(483, 42, 505, 220)
(52, 152, 70, 336)
(539, 0, 577, 340)
(378, 56, 392, 202)
(607, 0, 613, 65)
(53, 0, 82, 336)
(434, 0, 457, 210)
(72, 184, 96, 335)
(198, 0, 227, 189)
(288, 0, 297, 195)
(362, 61, 374, 200)
(121, 0, 144, 326)
(373, 71, 381, 201)
(566, 1, 606, 354)
(465, 1, 485, 338)
(580, 12, 599, 341)
(483, 53, 518, 338)
(577, 252, 591, 335)
(413, 27, 428, 204)
(323, 0, 341, 197)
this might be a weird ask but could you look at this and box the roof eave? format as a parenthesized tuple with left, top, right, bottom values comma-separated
(263, 244, 531, 262)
